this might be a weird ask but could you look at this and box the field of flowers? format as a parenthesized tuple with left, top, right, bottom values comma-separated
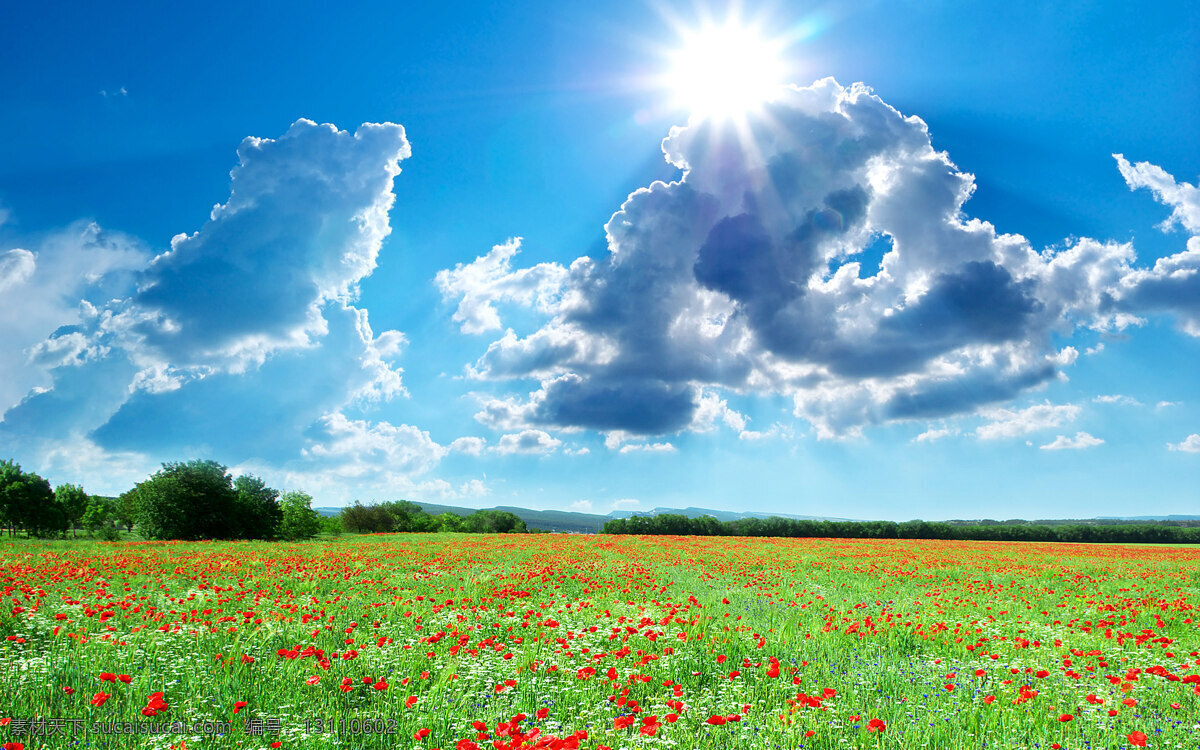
(1, 533, 1199, 750)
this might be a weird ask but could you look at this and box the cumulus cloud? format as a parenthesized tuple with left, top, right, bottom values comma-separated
(0, 224, 149, 413)
(569, 499, 593, 511)
(492, 429, 562, 455)
(302, 412, 446, 475)
(0, 248, 36, 291)
(435, 238, 569, 334)
(1039, 432, 1104, 451)
(611, 498, 640, 509)
(443, 79, 1191, 439)
(1113, 156, 1200, 335)
(450, 436, 488, 456)
(976, 402, 1079, 440)
(1115, 154, 1200, 234)
(1168, 434, 1200, 453)
(0, 120, 466, 497)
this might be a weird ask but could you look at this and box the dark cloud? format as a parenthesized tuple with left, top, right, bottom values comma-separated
(444, 79, 1192, 439)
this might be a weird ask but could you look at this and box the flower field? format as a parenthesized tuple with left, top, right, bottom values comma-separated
(2, 534, 1199, 750)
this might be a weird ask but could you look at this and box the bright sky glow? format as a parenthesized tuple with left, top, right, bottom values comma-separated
(665, 22, 784, 118)
(0, 0, 1196, 521)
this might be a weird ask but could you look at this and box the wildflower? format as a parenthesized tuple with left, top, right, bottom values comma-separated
(1127, 731, 1148, 747)
(90, 692, 110, 707)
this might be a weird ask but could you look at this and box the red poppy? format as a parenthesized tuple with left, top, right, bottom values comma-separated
(706, 715, 726, 725)
(233, 701, 247, 714)
(867, 718, 886, 733)
(1127, 731, 1148, 747)
(90, 692, 110, 707)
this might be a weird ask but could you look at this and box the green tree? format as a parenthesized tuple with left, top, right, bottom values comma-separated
(279, 491, 321, 541)
(0, 461, 60, 537)
(131, 460, 239, 540)
(340, 501, 395, 533)
(434, 512, 465, 533)
(463, 509, 526, 534)
(115, 490, 137, 532)
(380, 500, 427, 531)
(233, 474, 283, 540)
(318, 515, 343, 536)
(82, 496, 119, 537)
(55, 483, 90, 537)
(0, 459, 21, 536)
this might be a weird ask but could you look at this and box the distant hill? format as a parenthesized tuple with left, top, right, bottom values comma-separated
(1094, 515, 1200, 521)
(313, 503, 1198, 534)
(316, 502, 849, 533)
(606, 506, 856, 523)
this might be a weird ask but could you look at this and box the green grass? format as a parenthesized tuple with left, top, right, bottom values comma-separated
(0, 534, 1198, 749)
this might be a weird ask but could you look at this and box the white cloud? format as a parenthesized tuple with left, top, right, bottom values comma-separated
(618, 442, 676, 454)
(492, 429, 561, 455)
(435, 238, 568, 334)
(0, 248, 36, 291)
(738, 422, 794, 441)
(0, 120, 463, 500)
(1156, 400, 1181, 410)
(0, 224, 148, 412)
(690, 390, 748, 432)
(1040, 432, 1104, 451)
(611, 498, 640, 510)
(449, 436, 488, 456)
(914, 426, 959, 443)
(569, 499, 593, 511)
(304, 412, 446, 475)
(441, 79, 1191, 440)
(1092, 394, 1142, 406)
(1167, 434, 1200, 453)
(1113, 156, 1200, 336)
(1115, 154, 1200, 234)
(563, 445, 591, 456)
(976, 402, 1080, 440)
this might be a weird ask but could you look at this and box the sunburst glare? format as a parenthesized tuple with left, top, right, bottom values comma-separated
(664, 20, 786, 120)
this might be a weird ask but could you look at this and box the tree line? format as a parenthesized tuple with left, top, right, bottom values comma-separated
(338, 500, 528, 534)
(0, 457, 530, 541)
(601, 514, 1200, 544)
(1, 458, 324, 541)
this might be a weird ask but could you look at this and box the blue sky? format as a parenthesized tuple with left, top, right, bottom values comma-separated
(1, 0, 1197, 521)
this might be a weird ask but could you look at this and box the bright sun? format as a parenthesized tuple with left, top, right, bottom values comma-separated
(666, 22, 784, 119)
